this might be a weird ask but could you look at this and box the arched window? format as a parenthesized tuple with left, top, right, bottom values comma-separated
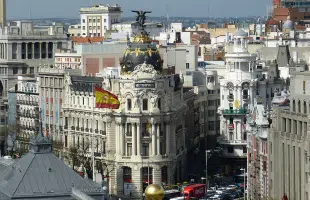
(298, 100, 301, 113)
(123, 167, 132, 183)
(304, 101, 307, 114)
(161, 166, 168, 184)
(292, 100, 296, 112)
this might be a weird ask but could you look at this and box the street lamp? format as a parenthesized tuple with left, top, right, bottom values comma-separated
(240, 168, 246, 200)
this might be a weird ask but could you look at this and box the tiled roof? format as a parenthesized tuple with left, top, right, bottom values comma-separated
(72, 37, 104, 44)
(0, 137, 104, 199)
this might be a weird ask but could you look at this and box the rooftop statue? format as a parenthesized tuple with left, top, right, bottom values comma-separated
(131, 10, 151, 29)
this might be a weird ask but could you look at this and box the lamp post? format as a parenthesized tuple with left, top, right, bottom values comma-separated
(141, 153, 144, 200)
(240, 168, 246, 200)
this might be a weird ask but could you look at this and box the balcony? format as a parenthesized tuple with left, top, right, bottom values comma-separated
(223, 109, 248, 115)
(228, 124, 234, 130)
(243, 95, 250, 101)
(219, 139, 247, 145)
(227, 95, 234, 101)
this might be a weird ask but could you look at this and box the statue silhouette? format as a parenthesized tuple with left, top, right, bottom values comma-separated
(131, 10, 152, 28)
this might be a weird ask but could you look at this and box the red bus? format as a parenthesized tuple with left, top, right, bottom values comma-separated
(183, 184, 206, 200)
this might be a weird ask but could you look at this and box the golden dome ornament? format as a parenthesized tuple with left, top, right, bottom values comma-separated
(144, 184, 165, 200)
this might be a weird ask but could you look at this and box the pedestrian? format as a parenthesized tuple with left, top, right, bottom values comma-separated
(282, 193, 288, 200)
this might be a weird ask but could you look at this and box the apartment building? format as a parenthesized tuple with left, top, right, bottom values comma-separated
(269, 70, 310, 200)
(80, 4, 122, 37)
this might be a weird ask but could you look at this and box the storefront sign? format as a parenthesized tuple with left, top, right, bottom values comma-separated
(135, 82, 155, 88)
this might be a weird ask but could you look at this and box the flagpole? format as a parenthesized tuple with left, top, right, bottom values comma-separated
(92, 86, 95, 181)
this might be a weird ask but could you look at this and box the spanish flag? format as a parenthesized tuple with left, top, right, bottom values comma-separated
(94, 86, 120, 109)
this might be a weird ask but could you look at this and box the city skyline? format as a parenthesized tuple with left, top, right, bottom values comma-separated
(7, 0, 271, 19)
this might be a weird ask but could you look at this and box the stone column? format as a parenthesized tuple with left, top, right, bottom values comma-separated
(25, 42, 28, 59)
(166, 123, 170, 155)
(32, 43, 35, 59)
(115, 123, 119, 155)
(132, 123, 137, 156)
(53, 42, 57, 58)
(120, 124, 124, 156)
(46, 42, 49, 59)
(39, 42, 42, 59)
(137, 123, 141, 156)
(156, 124, 161, 155)
(151, 123, 156, 156)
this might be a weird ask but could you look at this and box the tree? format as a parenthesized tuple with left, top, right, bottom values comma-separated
(0, 124, 21, 157)
(66, 140, 115, 181)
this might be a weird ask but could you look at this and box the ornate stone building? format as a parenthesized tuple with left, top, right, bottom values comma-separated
(61, 12, 188, 197)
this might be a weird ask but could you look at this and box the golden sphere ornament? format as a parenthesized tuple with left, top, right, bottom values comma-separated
(144, 184, 165, 200)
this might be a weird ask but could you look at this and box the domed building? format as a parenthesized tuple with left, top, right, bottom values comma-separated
(282, 16, 294, 32)
(121, 24, 163, 73)
(62, 11, 188, 198)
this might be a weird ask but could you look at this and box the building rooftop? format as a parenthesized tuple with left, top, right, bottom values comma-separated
(72, 37, 105, 44)
(0, 135, 104, 200)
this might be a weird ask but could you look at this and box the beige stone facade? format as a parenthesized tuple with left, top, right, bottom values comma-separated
(269, 71, 310, 200)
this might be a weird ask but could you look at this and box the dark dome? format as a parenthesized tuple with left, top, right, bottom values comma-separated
(121, 42, 163, 73)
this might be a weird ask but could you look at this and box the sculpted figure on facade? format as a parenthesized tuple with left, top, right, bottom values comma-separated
(133, 91, 144, 108)
(64, 73, 72, 85)
(131, 62, 158, 78)
(102, 78, 111, 91)
(150, 94, 159, 108)
(179, 71, 184, 84)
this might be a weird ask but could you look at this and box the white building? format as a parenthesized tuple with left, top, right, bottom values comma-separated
(14, 75, 39, 151)
(54, 49, 82, 69)
(61, 21, 188, 197)
(68, 24, 81, 37)
(218, 29, 283, 161)
(80, 4, 122, 37)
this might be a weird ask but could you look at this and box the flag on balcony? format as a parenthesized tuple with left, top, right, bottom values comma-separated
(94, 86, 120, 109)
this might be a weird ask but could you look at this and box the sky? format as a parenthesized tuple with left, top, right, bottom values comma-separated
(7, 0, 272, 19)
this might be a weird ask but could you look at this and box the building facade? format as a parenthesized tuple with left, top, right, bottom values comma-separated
(60, 15, 188, 197)
(38, 67, 81, 142)
(247, 100, 270, 200)
(14, 75, 39, 151)
(80, 4, 122, 37)
(218, 30, 283, 168)
(269, 71, 310, 200)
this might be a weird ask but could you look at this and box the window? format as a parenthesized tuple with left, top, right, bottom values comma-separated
(13, 67, 18, 74)
(228, 147, 234, 153)
(93, 19, 96, 23)
(97, 19, 100, 22)
(82, 19, 85, 23)
(65, 135, 68, 148)
(104, 19, 106, 22)
(243, 146, 247, 153)
(158, 98, 161, 110)
(208, 121, 214, 130)
(208, 100, 214, 106)
(208, 110, 215, 116)
(126, 123, 132, 136)
(143, 99, 148, 110)
(186, 63, 189, 69)
(82, 26, 85, 30)
(303, 81, 306, 94)
(127, 99, 132, 110)
(22, 68, 27, 74)
(127, 143, 132, 156)
(142, 143, 149, 156)
(30, 67, 34, 74)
